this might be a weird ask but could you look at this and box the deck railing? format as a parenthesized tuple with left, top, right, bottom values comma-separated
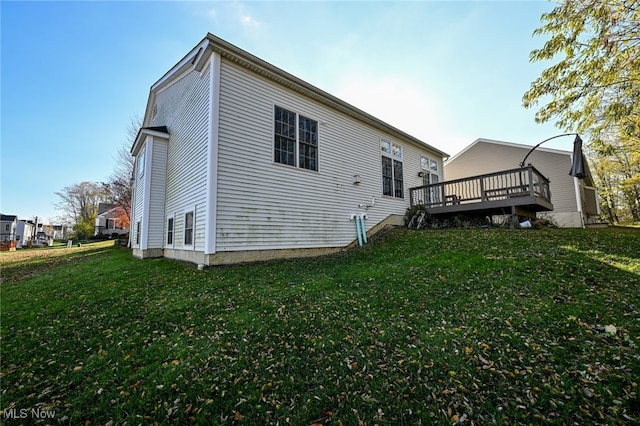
(409, 165, 551, 209)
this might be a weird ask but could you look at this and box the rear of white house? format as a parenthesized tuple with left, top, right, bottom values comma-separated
(130, 34, 448, 265)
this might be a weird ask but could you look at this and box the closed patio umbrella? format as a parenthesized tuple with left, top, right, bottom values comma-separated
(569, 135, 586, 179)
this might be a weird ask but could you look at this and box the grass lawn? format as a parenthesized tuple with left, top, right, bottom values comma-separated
(1, 228, 639, 425)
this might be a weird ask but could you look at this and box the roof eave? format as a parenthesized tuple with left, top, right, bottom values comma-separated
(131, 126, 170, 155)
(204, 33, 449, 158)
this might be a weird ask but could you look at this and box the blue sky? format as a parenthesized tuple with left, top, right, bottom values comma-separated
(1, 0, 567, 223)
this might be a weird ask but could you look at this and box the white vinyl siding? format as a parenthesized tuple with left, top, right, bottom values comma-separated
(215, 59, 442, 251)
(146, 140, 168, 248)
(153, 65, 210, 251)
(131, 143, 147, 248)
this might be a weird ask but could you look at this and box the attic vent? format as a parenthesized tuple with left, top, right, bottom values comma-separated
(152, 104, 158, 118)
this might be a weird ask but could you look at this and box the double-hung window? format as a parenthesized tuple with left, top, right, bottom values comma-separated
(381, 140, 404, 198)
(167, 216, 174, 246)
(184, 211, 194, 246)
(274, 106, 318, 171)
(135, 221, 141, 245)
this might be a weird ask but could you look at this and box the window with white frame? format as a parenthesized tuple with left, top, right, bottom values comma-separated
(420, 156, 441, 204)
(167, 216, 174, 246)
(135, 221, 141, 245)
(184, 211, 194, 246)
(274, 106, 318, 171)
(137, 150, 145, 177)
(381, 140, 404, 198)
(420, 156, 440, 184)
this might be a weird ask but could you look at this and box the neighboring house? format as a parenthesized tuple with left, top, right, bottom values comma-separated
(16, 220, 36, 248)
(33, 231, 54, 247)
(0, 214, 18, 251)
(130, 33, 449, 265)
(50, 224, 67, 240)
(1, 214, 18, 241)
(444, 138, 600, 228)
(95, 203, 129, 236)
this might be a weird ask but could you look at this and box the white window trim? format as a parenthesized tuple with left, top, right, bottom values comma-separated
(135, 221, 141, 246)
(166, 213, 175, 248)
(137, 150, 145, 178)
(272, 104, 319, 172)
(421, 155, 442, 182)
(381, 139, 404, 199)
(183, 206, 196, 249)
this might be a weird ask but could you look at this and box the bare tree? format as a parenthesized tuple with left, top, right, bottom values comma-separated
(103, 114, 142, 228)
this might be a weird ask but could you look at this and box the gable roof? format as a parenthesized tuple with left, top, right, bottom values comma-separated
(131, 126, 170, 156)
(446, 137, 594, 185)
(446, 137, 574, 165)
(98, 203, 117, 215)
(138, 33, 448, 159)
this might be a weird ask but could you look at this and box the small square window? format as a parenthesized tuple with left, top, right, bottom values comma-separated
(381, 140, 391, 154)
(421, 156, 429, 170)
(392, 143, 402, 158)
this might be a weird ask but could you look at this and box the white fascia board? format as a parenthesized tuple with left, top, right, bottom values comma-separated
(131, 128, 169, 156)
(204, 32, 449, 159)
(151, 38, 211, 93)
(133, 38, 212, 152)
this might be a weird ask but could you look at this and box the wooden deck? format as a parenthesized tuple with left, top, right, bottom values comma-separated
(409, 165, 553, 220)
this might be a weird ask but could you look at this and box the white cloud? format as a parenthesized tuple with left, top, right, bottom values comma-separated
(232, 1, 261, 28)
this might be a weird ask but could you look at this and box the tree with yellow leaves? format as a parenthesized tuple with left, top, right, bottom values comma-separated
(524, 0, 640, 222)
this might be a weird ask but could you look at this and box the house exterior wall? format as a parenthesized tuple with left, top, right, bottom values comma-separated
(148, 138, 168, 248)
(0, 217, 17, 241)
(151, 66, 210, 256)
(444, 140, 585, 227)
(131, 133, 168, 258)
(213, 58, 442, 253)
(16, 221, 35, 247)
(131, 142, 147, 250)
(131, 35, 448, 264)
